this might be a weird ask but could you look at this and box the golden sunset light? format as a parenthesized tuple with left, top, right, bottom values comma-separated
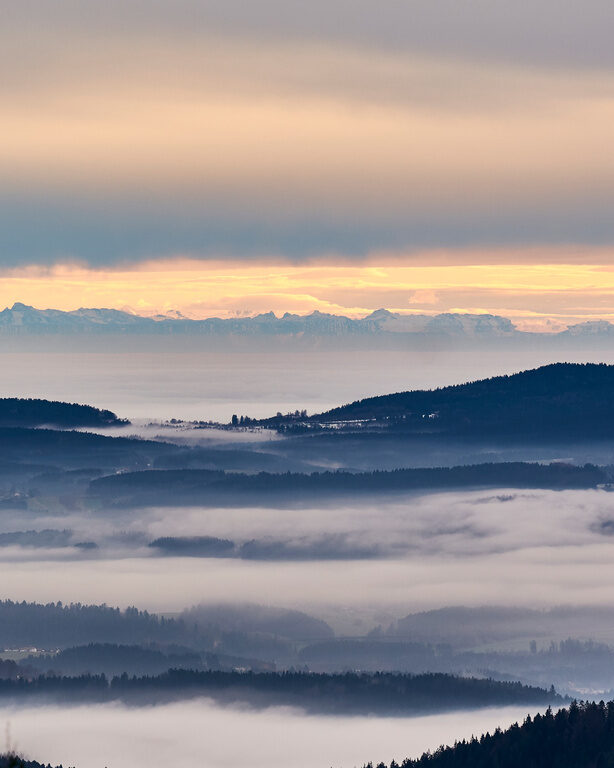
(3, 257, 614, 329)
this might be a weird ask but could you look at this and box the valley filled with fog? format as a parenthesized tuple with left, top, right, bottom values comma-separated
(2, 489, 614, 618)
(2, 701, 540, 768)
(3, 348, 614, 766)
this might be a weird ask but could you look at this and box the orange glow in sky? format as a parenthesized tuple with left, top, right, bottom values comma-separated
(3, 256, 614, 331)
(4, 6, 614, 316)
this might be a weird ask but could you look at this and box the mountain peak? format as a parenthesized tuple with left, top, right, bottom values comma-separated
(253, 311, 277, 321)
(366, 308, 396, 320)
(563, 320, 614, 336)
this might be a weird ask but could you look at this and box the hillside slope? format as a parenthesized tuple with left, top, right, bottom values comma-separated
(311, 363, 614, 439)
(0, 398, 126, 428)
(367, 700, 614, 768)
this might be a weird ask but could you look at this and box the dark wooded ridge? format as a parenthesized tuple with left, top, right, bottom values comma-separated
(88, 462, 606, 507)
(366, 700, 614, 768)
(0, 398, 126, 428)
(262, 364, 614, 440)
(0, 669, 560, 715)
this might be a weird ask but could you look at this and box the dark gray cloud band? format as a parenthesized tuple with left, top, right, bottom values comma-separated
(8, 1, 614, 70)
(3, 1, 614, 267)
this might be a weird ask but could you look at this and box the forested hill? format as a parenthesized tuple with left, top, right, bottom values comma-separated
(368, 700, 614, 768)
(88, 462, 606, 507)
(0, 670, 560, 714)
(0, 398, 127, 428)
(0, 600, 189, 648)
(310, 363, 614, 438)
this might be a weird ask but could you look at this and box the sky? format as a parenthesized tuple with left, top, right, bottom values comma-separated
(3, 1, 614, 327)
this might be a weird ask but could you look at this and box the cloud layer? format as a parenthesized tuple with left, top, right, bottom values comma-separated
(3, 489, 614, 619)
(3, 1, 614, 270)
(7, 258, 614, 327)
(2, 700, 538, 768)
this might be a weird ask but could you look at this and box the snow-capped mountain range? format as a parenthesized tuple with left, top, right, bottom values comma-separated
(0, 303, 611, 338)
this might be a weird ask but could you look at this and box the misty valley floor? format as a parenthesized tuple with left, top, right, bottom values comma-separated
(1, 701, 542, 768)
(2, 488, 614, 625)
(5, 360, 614, 765)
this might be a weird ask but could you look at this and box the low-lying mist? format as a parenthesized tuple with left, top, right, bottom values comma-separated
(1, 489, 614, 624)
(1, 701, 545, 768)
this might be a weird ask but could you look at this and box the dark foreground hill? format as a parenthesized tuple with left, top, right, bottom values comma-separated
(0, 398, 127, 428)
(0, 757, 61, 768)
(299, 363, 614, 440)
(368, 700, 614, 768)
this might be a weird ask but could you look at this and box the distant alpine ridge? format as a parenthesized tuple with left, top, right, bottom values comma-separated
(0, 303, 515, 336)
(0, 302, 612, 338)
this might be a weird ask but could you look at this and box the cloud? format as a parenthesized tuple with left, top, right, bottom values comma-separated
(6, 1, 614, 70)
(2, 2, 614, 265)
(1, 700, 539, 768)
(2, 489, 614, 617)
(6, 258, 614, 327)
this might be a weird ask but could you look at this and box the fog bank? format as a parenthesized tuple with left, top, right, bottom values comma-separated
(2, 701, 544, 768)
(1, 490, 614, 623)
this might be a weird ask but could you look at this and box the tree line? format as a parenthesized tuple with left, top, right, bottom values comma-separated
(88, 462, 606, 507)
(0, 670, 560, 715)
(0, 600, 190, 648)
(0, 398, 125, 428)
(366, 700, 614, 768)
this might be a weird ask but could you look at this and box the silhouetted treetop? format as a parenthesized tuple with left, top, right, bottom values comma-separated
(0, 755, 63, 768)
